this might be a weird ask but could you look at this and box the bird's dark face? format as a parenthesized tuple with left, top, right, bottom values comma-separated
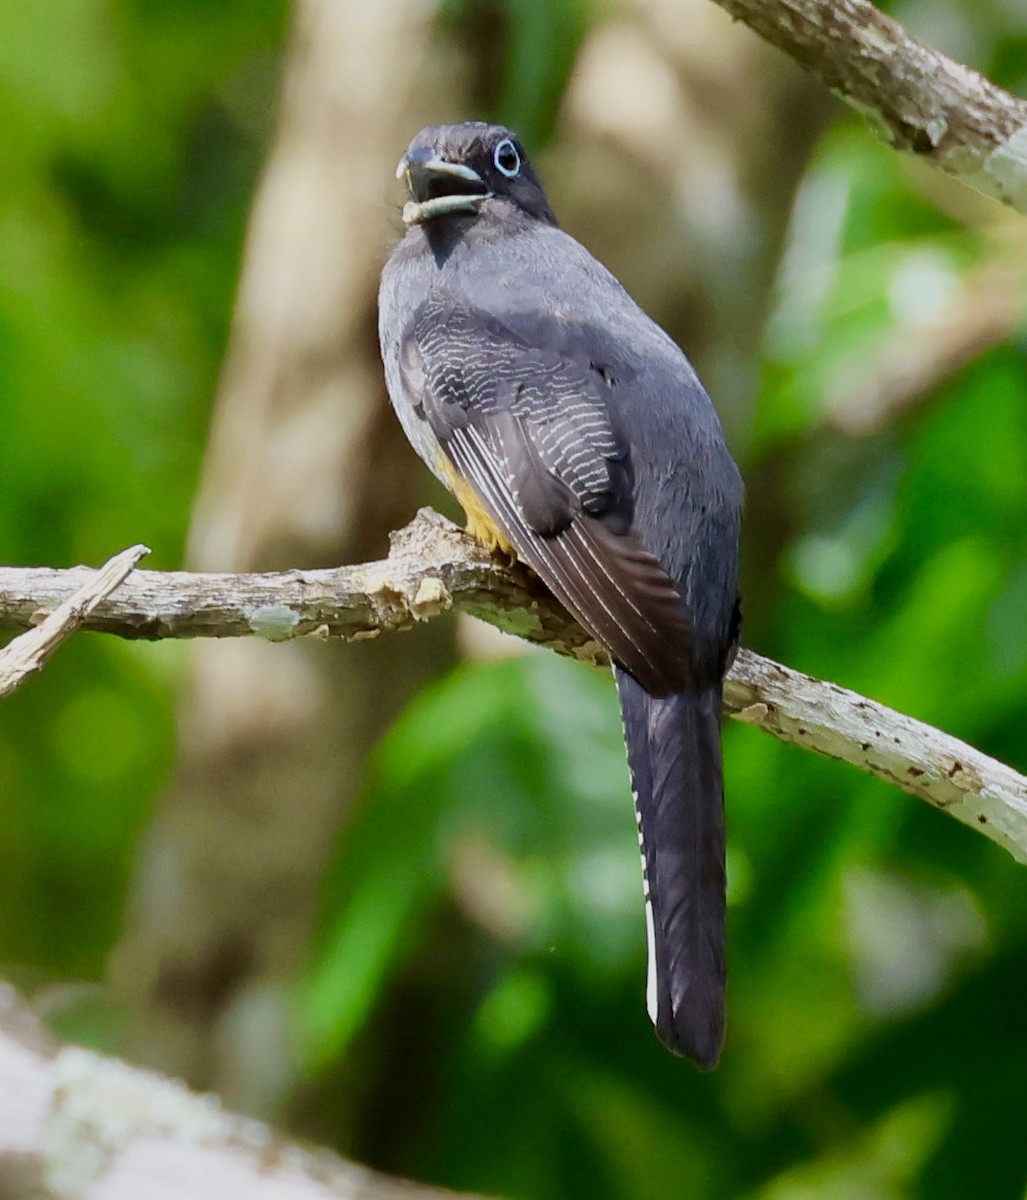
(396, 122, 556, 228)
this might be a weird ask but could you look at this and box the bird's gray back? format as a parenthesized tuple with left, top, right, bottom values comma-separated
(380, 213, 743, 659)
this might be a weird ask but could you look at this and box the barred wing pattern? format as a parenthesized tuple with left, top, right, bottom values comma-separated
(399, 295, 694, 696)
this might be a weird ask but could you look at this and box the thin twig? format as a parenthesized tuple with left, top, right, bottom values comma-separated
(0, 544, 150, 697)
(825, 263, 1026, 436)
(0, 511, 1024, 863)
(710, 0, 1027, 212)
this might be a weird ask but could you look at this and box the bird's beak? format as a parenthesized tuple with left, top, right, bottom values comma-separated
(396, 148, 490, 225)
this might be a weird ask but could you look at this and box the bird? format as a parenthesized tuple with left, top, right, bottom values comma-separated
(378, 122, 743, 1069)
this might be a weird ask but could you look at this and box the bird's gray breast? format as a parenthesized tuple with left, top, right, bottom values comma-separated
(379, 246, 450, 486)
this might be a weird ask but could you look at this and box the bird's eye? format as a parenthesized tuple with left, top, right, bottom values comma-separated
(493, 139, 521, 178)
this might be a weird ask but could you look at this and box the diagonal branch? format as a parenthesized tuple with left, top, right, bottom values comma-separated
(724, 651, 1027, 865)
(708, 0, 1027, 212)
(1, 509, 1024, 864)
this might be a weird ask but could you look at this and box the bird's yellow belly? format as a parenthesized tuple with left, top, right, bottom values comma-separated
(437, 456, 515, 554)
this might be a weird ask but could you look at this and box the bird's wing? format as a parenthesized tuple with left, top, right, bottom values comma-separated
(399, 296, 693, 695)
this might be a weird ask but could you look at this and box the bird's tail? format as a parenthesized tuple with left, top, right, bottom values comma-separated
(614, 667, 726, 1069)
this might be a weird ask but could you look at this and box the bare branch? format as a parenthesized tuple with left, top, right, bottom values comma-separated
(0, 544, 149, 697)
(709, 0, 1027, 212)
(0, 514, 529, 644)
(724, 653, 1027, 865)
(0, 983, 488, 1200)
(0, 510, 1024, 864)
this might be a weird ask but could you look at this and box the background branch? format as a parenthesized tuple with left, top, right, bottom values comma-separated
(0, 983, 487, 1200)
(2, 510, 1024, 865)
(710, 0, 1027, 211)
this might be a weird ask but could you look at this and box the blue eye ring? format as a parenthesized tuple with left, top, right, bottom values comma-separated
(493, 138, 521, 178)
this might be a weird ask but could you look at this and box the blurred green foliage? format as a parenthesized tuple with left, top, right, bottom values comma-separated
(0, 0, 288, 972)
(2, 2, 1027, 1199)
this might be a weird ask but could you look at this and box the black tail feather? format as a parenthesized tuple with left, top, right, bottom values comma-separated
(614, 667, 726, 1069)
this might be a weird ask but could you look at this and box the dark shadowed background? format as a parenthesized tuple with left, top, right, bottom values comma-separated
(1, 1, 1026, 1197)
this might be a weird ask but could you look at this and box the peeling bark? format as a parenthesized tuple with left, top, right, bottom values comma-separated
(3, 509, 1025, 866)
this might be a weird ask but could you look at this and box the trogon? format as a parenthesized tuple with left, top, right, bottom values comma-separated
(378, 122, 743, 1069)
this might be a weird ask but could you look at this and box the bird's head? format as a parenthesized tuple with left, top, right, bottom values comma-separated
(396, 122, 556, 228)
